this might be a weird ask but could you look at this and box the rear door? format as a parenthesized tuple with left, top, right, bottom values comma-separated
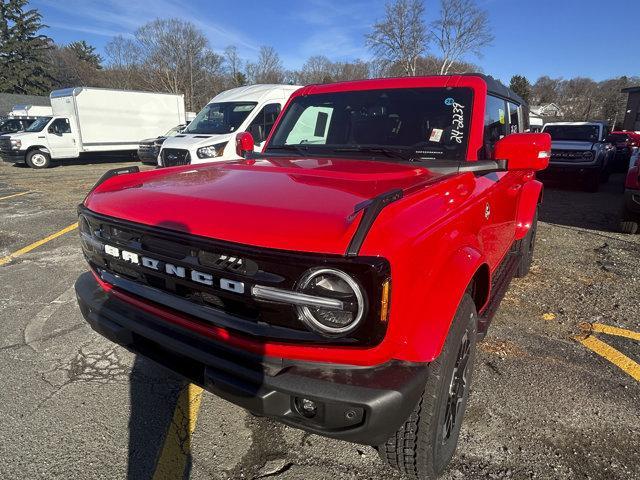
(46, 118, 79, 158)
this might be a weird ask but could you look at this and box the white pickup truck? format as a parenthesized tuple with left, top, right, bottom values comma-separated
(158, 84, 300, 167)
(0, 87, 186, 169)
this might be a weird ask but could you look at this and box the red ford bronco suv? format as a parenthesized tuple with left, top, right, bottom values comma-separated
(75, 74, 550, 479)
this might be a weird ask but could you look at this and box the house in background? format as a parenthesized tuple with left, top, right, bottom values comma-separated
(529, 103, 564, 131)
(622, 86, 640, 132)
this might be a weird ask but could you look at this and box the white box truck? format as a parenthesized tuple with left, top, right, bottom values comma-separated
(0, 87, 185, 169)
(9, 104, 53, 117)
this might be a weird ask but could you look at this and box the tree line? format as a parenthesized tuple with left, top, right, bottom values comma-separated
(1, 0, 636, 126)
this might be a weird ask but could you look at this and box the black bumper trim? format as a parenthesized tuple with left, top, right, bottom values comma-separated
(0, 150, 26, 163)
(75, 271, 429, 446)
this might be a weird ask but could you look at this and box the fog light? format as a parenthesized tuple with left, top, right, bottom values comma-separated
(295, 397, 317, 418)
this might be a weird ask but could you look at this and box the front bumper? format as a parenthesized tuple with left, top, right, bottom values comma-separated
(537, 162, 602, 179)
(0, 150, 26, 163)
(137, 147, 158, 163)
(624, 189, 640, 215)
(75, 271, 429, 446)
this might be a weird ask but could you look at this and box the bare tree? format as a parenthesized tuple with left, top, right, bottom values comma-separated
(47, 42, 104, 88)
(531, 76, 561, 105)
(365, 0, 427, 76)
(246, 46, 285, 84)
(431, 0, 493, 75)
(295, 55, 334, 84)
(224, 45, 246, 87)
(103, 35, 143, 90)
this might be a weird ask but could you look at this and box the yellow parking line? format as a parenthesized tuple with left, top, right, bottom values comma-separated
(577, 335, 640, 382)
(152, 384, 204, 480)
(0, 222, 78, 267)
(590, 323, 640, 342)
(0, 191, 30, 201)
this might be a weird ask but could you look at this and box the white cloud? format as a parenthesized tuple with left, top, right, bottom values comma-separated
(36, 0, 259, 52)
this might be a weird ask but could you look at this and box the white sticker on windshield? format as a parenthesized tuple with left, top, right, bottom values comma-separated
(429, 128, 443, 143)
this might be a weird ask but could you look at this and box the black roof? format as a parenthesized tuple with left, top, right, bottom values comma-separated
(622, 86, 640, 93)
(461, 73, 527, 106)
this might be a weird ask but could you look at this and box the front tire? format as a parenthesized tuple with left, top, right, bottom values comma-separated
(26, 149, 51, 169)
(620, 208, 639, 234)
(377, 294, 478, 480)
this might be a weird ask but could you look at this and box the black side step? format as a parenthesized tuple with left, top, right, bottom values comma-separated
(477, 248, 520, 339)
(346, 189, 403, 256)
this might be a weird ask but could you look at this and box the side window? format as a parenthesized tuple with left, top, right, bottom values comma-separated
(483, 95, 508, 158)
(285, 106, 334, 145)
(49, 118, 71, 134)
(247, 103, 281, 143)
(508, 102, 521, 133)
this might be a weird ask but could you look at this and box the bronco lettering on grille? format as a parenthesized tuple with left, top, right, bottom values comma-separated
(103, 243, 245, 293)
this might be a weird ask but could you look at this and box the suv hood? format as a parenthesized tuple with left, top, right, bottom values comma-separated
(551, 140, 597, 151)
(162, 133, 231, 150)
(85, 157, 445, 254)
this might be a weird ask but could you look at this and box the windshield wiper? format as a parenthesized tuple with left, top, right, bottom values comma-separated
(266, 144, 310, 156)
(332, 145, 416, 162)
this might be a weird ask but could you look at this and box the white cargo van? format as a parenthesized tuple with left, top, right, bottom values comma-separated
(0, 87, 186, 169)
(158, 84, 300, 167)
(9, 104, 53, 117)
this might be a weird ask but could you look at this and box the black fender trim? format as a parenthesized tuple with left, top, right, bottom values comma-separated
(346, 189, 403, 256)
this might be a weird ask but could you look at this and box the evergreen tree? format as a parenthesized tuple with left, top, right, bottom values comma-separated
(0, 0, 51, 94)
(67, 40, 102, 69)
(509, 75, 532, 105)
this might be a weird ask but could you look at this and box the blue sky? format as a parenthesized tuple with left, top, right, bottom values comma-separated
(32, 0, 640, 84)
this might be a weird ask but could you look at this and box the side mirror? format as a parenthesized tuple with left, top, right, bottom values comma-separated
(494, 133, 551, 171)
(235, 132, 255, 158)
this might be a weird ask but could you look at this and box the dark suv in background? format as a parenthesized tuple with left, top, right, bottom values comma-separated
(539, 121, 615, 192)
(137, 124, 186, 164)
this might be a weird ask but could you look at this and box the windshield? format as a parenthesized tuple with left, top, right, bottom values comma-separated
(543, 125, 600, 142)
(267, 87, 473, 161)
(24, 116, 52, 133)
(163, 125, 184, 137)
(183, 102, 257, 135)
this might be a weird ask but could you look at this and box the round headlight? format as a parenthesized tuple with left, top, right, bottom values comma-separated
(297, 268, 365, 336)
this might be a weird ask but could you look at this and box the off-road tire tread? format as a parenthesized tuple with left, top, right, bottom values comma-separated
(378, 358, 441, 479)
(377, 295, 477, 480)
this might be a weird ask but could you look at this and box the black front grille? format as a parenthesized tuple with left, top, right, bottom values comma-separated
(550, 149, 592, 161)
(0, 137, 12, 153)
(79, 208, 391, 346)
(161, 148, 190, 167)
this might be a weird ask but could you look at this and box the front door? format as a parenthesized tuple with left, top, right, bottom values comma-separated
(46, 118, 78, 158)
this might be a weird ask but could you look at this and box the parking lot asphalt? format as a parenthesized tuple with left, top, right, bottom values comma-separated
(0, 159, 638, 480)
